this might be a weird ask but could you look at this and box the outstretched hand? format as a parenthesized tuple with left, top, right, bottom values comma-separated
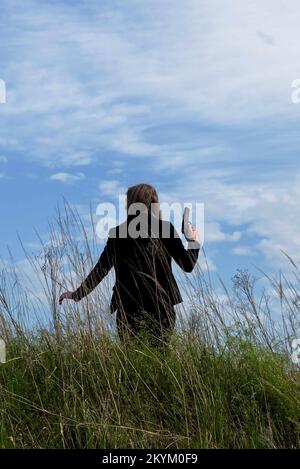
(59, 291, 74, 305)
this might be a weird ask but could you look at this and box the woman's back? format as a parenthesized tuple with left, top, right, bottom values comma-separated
(109, 212, 184, 314)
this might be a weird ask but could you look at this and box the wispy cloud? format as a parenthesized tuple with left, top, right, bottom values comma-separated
(165, 168, 300, 268)
(206, 222, 241, 243)
(232, 245, 254, 257)
(99, 179, 125, 197)
(1, 0, 300, 169)
(50, 172, 85, 183)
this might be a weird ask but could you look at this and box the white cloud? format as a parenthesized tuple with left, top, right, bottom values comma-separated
(1, 0, 300, 168)
(165, 169, 300, 269)
(206, 222, 241, 243)
(231, 245, 254, 257)
(99, 179, 124, 197)
(50, 172, 85, 183)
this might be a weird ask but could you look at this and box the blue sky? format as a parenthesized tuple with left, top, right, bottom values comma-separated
(1, 0, 300, 295)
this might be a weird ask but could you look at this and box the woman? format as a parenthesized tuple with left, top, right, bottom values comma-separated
(59, 184, 200, 346)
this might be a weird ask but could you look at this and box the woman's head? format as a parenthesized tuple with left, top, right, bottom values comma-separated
(127, 183, 160, 218)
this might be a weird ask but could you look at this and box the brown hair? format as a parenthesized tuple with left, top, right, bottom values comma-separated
(127, 183, 161, 218)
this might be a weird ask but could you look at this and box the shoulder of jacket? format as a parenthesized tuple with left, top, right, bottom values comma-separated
(108, 221, 127, 239)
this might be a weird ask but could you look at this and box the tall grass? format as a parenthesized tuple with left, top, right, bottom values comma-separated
(0, 204, 299, 448)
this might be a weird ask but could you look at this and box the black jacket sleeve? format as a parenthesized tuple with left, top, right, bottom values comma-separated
(72, 237, 114, 302)
(165, 222, 200, 273)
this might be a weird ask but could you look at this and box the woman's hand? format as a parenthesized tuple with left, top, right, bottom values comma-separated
(59, 291, 74, 305)
(185, 224, 200, 243)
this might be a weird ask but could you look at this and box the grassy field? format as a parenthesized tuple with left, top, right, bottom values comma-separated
(0, 332, 299, 449)
(0, 205, 299, 448)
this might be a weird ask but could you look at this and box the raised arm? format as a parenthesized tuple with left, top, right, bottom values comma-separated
(165, 222, 200, 273)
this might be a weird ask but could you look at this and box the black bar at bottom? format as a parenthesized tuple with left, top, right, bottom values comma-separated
(0, 448, 297, 466)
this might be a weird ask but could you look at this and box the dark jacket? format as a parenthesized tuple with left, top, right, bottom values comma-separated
(72, 213, 200, 314)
